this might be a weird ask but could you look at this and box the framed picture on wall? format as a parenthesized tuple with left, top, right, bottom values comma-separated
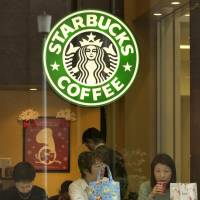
(23, 117, 70, 172)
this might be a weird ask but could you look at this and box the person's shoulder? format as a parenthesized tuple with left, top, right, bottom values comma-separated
(98, 145, 122, 156)
(70, 178, 86, 187)
(96, 144, 108, 150)
(71, 178, 88, 190)
(32, 185, 46, 194)
(140, 181, 151, 190)
(96, 145, 124, 162)
(96, 145, 114, 154)
(138, 181, 152, 200)
(31, 186, 47, 200)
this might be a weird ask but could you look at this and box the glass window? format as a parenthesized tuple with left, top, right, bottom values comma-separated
(0, 1, 191, 199)
(157, 4, 190, 181)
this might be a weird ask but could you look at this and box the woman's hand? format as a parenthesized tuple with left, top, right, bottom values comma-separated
(149, 184, 166, 198)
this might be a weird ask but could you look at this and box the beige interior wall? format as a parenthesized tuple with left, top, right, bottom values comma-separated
(0, 90, 100, 196)
(122, 0, 190, 191)
(124, 0, 160, 23)
(180, 20, 190, 182)
(124, 12, 156, 192)
(157, 6, 190, 181)
(181, 96, 190, 182)
(105, 0, 157, 193)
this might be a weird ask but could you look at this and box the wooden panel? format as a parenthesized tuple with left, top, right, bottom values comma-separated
(29, 0, 68, 14)
(76, 0, 124, 18)
(0, 0, 74, 86)
(0, 37, 28, 85)
(0, 0, 124, 86)
(0, 14, 27, 37)
(77, 0, 112, 11)
(0, 0, 28, 13)
(112, 0, 124, 19)
(190, 0, 200, 196)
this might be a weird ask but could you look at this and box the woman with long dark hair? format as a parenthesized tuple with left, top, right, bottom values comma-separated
(138, 153, 176, 200)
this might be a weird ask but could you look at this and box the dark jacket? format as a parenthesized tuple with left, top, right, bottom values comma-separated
(95, 145, 128, 199)
(49, 193, 70, 200)
(0, 185, 47, 200)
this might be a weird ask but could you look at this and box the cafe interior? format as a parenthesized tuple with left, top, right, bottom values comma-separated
(0, 0, 199, 198)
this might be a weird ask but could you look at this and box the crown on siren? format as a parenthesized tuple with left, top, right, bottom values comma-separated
(80, 32, 103, 47)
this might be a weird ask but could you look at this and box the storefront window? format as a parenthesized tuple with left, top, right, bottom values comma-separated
(157, 3, 190, 181)
(0, 0, 192, 199)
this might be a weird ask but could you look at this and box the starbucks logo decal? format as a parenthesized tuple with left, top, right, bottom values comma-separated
(43, 10, 139, 106)
(64, 32, 118, 86)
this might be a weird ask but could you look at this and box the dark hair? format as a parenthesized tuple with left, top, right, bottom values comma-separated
(13, 161, 36, 182)
(82, 127, 104, 144)
(150, 153, 176, 188)
(60, 180, 72, 194)
(78, 151, 96, 178)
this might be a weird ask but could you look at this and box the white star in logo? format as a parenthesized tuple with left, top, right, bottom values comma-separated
(50, 61, 60, 71)
(123, 62, 132, 72)
(87, 32, 96, 41)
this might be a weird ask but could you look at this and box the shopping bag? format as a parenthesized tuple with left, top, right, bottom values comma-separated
(88, 165, 120, 200)
(170, 183, 198, 200)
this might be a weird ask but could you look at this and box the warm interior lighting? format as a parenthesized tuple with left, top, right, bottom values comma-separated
(185, 13, 190, 17)
(180, 45, 190, 49)
(153, 13, 162, 16)
(29, 88, 38, 91)
(171, 1, 181, 5)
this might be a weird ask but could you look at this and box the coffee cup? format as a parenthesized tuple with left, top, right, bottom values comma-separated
(157, 181, 167, 193)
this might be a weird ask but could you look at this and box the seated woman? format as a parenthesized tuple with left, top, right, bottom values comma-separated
(0, 161, 47, 200)
(138, 153, 176, 200)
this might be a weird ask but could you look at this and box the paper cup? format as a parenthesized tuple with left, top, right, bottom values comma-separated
(157, 181, 167, 193)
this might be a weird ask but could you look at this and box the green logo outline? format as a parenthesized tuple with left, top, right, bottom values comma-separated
(43, 9, 139, 107)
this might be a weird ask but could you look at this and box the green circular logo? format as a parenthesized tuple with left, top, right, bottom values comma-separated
(43, 10, 139, 107)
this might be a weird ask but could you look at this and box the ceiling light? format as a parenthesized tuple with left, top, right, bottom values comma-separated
(153, 13, 162, 16)
(180, 45, 190, 49)
(37, 11, 52, 34)
(29, 88, 38, 91)
(171, 1, 181, 5)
